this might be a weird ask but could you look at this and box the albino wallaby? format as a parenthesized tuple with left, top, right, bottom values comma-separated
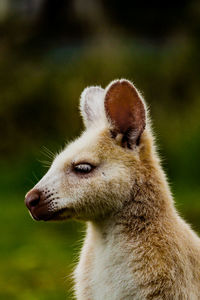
(25, 79, 200, 299)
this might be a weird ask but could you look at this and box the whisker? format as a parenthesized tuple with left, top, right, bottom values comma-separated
(42, 145, 54, 154)
(38, 159, 52, 168)
(32, 172, 39, 184)
(41, 146, 55, 160)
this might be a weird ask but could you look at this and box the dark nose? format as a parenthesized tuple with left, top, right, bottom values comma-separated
(25, 189, 41, 210)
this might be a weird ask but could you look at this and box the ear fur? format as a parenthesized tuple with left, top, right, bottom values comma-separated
(80, 86, 105, 128)
(104, 79, 146, 148)
(79, 80, 146, 148)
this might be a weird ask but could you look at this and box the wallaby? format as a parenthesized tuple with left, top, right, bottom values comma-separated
(25, 79, 200, 299)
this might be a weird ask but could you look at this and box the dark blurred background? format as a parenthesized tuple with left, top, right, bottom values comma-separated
(0, 1, 200, 299)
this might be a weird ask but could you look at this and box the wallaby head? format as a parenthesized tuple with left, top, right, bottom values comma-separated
(25, 79, 159, 222)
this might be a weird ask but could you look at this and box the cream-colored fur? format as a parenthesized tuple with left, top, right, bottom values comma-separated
(28, 79, 200, 299)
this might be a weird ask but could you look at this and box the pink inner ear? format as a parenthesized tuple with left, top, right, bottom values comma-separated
(105, 80, 146, 140)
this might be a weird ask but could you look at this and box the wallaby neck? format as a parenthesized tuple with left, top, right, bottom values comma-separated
(90, 164, 175, 241)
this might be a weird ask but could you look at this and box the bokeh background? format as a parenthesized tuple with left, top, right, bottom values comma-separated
(0, 1, 200, 299)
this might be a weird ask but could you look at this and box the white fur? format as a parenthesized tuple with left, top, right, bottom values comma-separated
(75, 223, 141, 300)
(80, 86, 106, 128)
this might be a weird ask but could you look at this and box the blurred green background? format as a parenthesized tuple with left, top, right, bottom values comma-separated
(0, 1, 200, 299)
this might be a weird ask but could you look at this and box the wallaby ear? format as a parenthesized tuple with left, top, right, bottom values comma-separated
(80, 86, 105, 128)
(104, 79, 146, 148)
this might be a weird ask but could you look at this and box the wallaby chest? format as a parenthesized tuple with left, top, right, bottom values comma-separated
(75, 225, 139, 300)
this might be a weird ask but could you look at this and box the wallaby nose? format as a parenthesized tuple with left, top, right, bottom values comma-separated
(25, 189, 41, 210)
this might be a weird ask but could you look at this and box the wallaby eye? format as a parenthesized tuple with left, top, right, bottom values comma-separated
(73, 163, 94, 174)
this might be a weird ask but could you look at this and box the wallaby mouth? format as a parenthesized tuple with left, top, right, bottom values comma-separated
(32, 208, 71, 221)
(25, 189, 72, 221)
